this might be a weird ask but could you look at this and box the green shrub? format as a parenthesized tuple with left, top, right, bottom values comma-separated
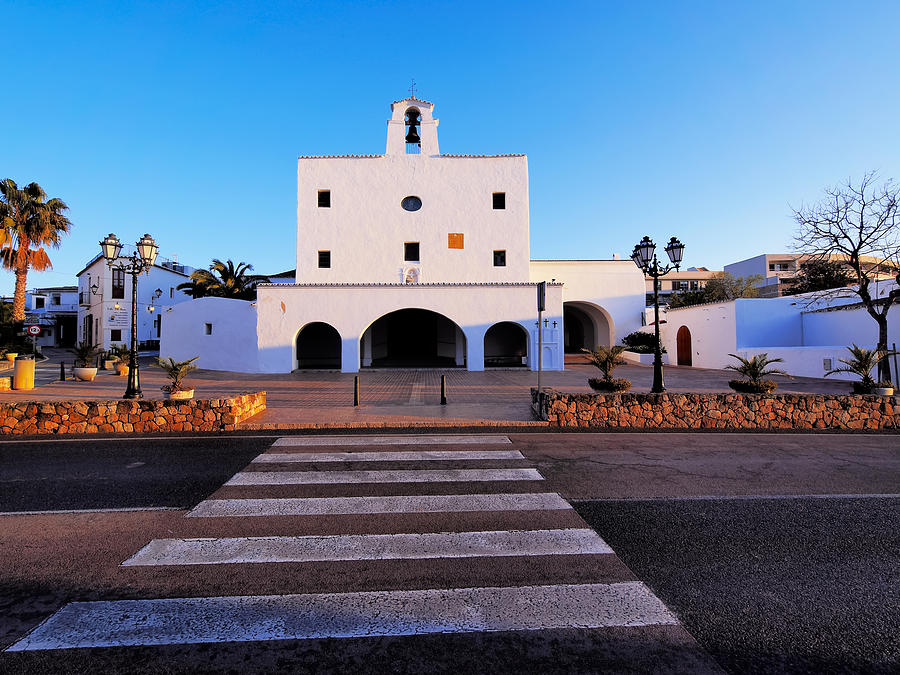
(620, 330, 666, 354)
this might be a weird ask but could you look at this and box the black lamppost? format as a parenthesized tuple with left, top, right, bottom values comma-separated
(631, 235, 685, 393)
(100, 233, 159, 399)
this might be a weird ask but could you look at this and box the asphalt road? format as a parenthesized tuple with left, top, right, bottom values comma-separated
(0, 431, 897, 673)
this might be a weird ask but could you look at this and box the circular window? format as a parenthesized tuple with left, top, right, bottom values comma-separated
(401, 196, 422, 212)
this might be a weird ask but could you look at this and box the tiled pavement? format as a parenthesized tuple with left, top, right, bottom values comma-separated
(0, 350, 853, 427)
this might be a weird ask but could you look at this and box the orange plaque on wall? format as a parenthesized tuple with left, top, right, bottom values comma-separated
(448, 233, 464, 249)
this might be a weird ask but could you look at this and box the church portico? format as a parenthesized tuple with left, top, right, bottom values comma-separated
(255, 282, 563, 374)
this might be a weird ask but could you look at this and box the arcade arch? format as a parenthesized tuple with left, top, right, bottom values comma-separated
(563, 301, 613, 352)
(360, 308, 466, 368)
(295, 322, 342, 369)
(484, 321, 529, 367)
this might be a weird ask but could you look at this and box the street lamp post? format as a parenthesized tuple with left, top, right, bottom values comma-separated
(631, 235, 685, 394)
(100, 233, 159, 399)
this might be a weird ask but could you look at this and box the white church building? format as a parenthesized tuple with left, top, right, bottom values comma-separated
(161, 98, 645, 373)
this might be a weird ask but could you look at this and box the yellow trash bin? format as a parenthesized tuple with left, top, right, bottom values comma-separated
(12, 358, 35, 390)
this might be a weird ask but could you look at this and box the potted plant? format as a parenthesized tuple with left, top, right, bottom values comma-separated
(71, 341, 100, 382)
(581, 345, 632, 392)
(109, 343, 131, 376)
(155, 356, 199, 400)
(725, 353, 791, 393)
(875, 381, 895, 396)
(824, 345, 895, 395)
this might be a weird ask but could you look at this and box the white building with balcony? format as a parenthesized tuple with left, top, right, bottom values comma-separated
(23, 286, 79, 347)
(76, 256, 195, 351)
(161, 97, 646, 373)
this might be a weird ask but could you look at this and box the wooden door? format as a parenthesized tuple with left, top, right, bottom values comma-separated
(676, 326, 692, 366)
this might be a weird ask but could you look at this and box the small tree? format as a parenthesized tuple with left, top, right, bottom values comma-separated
(667, 272, 762, 308)
(793, 173, 900, 383)
(581, 345, 631, 392)
(824, 344, 895, 394)
(725, 353, 791, 394)
(154, 356, 200, 393)
(782, 259, 855, 296)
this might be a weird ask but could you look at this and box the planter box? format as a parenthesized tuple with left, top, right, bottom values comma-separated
(73, 367, 98, 382)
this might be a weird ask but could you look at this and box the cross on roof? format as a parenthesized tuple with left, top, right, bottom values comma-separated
(408, 79, 417, 99)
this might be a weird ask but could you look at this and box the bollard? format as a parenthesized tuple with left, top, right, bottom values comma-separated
(60, 361, 66, 381)
(353, 375, 359, 406)
(12, 357, 35, 390)
(440, 374, 447, 405)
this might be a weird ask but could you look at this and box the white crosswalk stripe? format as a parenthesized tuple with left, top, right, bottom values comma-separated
(253, 449, 526, 463)
(122, 529, 613, 566)
(187, 493, 571, 517)
(225, 468, 543, 485)
(7, 434, 690, 659)
(272, 434, 512, 446)
(8, 583, 677, 651)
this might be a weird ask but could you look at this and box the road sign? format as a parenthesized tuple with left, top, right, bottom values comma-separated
(26, 325, 41, 336)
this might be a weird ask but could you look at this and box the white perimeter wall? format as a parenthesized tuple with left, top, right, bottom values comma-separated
(802, 304, 899, 347)
(529, 260, 646, 346)
(160, 298, 260, 372)
(297, 155, 530, 284)
(661, 302, 738, 369)
(256, 283, 563, 373)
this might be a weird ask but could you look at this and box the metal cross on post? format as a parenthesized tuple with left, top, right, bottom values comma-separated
(408, 79, 417, 99)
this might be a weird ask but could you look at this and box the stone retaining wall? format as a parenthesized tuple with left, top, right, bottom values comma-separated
(0, 392, 266, 435)
(532, 388, 899, 430)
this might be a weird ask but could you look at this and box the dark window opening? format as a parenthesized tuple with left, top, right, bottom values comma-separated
(112, 269, 125, 299)
(493, 250, 506, 267)
(204, 323, 213, 335)
(401, 196, 422, 211)
(318, 251, 331, 268)
(318, 190, 331, 207)
(405, 108, 421, 154)
(493, 192, 506, 209)
(52, 295, 61, 305)
(405, 242, 420, 262)
(110, 329, 122, 342)
(34, 297, 45, 309)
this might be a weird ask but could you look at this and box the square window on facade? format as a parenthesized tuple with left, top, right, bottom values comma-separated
(52, 295, 61, 305)
(318, 190, 331, 207)
(169, 287, 174, 299)
(492, 192, 506, 209)
(318, 250, 331, 268)
(204, 323, 213, 335)
(35, 297, 45, 309)
(110, 329, 122, 342)
(448, 233, 464, 249)
(493, 249, 506, 267)
(405, 242, 420, 262)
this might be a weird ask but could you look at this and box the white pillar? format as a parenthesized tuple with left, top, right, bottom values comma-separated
(341, 336, 360, 373)
(465, 329, 484, 371)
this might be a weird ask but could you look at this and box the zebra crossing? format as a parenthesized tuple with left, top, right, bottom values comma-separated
(7, 434, 693, 659)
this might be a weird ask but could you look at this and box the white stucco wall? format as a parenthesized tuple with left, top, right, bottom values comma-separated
(802, 303, 899, 347)
(661, 302, 738, 369)
(733, 346, 869, 381)
(255, 283, 563, 373)
(735, 297, 804, 348)
(297, 100, 529, 286)
(529, 260, 646, 347)
(160, 297, 260, 372)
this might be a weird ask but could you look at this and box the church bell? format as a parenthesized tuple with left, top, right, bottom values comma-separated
(405, 110, 421, 144)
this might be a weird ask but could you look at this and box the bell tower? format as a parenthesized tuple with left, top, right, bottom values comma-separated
(386, 98, 439, 156)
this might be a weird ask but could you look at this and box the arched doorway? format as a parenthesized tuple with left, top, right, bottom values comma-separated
(564, 302, 612, 352)
(484, 322, 528, 367)
(296, 322, 341, 369)
(361, 309, 465, 368)
(676, 325, 692, 366)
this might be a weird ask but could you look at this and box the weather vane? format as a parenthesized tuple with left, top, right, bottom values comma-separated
(408, 78, 417, 99)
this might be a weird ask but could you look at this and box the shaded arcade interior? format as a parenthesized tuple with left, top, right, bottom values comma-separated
(362, 309, 466, 368)
(564, 302, 612, 352)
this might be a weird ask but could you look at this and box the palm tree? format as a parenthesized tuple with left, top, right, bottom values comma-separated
(825, 344, 896, 393)
(177, 259, 264, 300)
(581, 345, 628, 383)
(726, 353, 791, 384)
(0, 179, 73, 322)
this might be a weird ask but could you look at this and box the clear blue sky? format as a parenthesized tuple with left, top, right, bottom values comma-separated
(3, 1, 898, 294)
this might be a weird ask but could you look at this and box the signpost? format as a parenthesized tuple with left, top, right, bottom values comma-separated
(26, 325, 40, 355)
(536, 282, 546, 396)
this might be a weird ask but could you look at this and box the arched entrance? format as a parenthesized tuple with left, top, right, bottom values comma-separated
(564, 302, 612, 352)
(296, 322, 341, 369)
(484, 322, 528, 367)
(676, 325, 692, 366)
(361, 309, 465, 368)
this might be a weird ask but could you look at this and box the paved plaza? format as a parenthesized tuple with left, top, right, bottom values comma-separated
(1, 350, 856, 428)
